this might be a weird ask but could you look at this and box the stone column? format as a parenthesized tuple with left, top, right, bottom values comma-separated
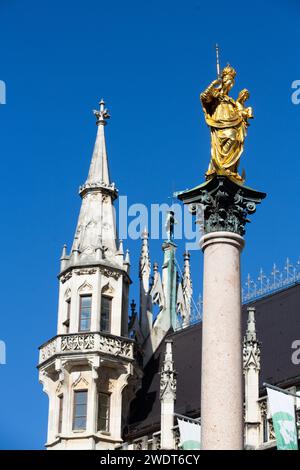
(201, 231, 244, 449)
(177, 176, 266, 450)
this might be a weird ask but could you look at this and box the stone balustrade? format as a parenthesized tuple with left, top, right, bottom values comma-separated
(39, 332, 134, 364)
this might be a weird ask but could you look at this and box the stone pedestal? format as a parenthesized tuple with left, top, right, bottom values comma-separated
(177, 176, 266, 450)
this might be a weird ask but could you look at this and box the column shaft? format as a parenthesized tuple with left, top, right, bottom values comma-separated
(200, 231, 244, 450)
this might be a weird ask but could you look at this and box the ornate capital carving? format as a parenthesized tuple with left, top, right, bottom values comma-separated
(177, 176, 266, 236)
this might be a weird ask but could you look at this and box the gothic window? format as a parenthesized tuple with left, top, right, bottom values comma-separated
(73, 390, 88, 431)
(58, 394, 63, 434)
(79, 295, 92, 332)
(100, 296, 111, 333)
(97, 392, 110, 432)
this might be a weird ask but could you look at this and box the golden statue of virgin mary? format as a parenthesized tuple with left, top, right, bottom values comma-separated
(200, 64, 253, 183)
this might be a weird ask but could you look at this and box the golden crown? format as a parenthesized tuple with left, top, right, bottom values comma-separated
(221, 64, 236, 79)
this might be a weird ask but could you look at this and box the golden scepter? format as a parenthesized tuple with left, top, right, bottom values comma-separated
(215, 43, 220, 79)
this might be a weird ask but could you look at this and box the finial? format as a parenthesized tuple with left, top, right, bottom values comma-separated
(153, 261, 159, 273)
(93, 98, 110, 126)
(141, 227, 149, 239)
(183, 250, 190, 261)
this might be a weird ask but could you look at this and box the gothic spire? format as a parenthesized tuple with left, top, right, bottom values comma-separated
(86, 99, 110, 186)
(66, 99, 120, 267)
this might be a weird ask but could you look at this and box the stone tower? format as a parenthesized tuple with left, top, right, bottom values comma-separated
(38, 100, 136, 450)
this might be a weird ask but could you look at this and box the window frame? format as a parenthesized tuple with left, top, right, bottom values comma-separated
(100, 295, 112, 333)
(97, 391, 111, 433)
(72, 389, 88, 431)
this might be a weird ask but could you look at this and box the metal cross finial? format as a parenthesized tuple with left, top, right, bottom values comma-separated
(93, 98, 110, 125)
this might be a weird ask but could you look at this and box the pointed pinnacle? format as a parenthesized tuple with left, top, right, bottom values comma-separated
(118, 239, 124, 255)
(61, 244, 67, 259)
(124, 249, 130, 265)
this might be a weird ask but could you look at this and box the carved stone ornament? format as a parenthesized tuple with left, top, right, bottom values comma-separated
(99, 335, 133, 358)
(72, 373, 89, 389)
(39, 333, 134, 364)
(78, 281, 93, 294)
(100, 266, 120, 280)
(160, 363, 177, 400)
(40, 339, 57, 361)
(61, 334, 95, 351)
(177, 176, 266, 236)
(243, 340, 261, 371)
(61, 271, 72, 284)
(75, 268, 97, 276)
(259, 399, 267, 419)
(102, 282, 114, 296)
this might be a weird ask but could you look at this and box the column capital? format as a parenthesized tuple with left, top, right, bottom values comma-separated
(177, 176, 266, 237)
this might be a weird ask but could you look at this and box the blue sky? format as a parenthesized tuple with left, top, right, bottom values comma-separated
(0, 0, 299, 449)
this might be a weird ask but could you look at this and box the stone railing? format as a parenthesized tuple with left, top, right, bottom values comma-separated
(39, 332, 134, 364)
